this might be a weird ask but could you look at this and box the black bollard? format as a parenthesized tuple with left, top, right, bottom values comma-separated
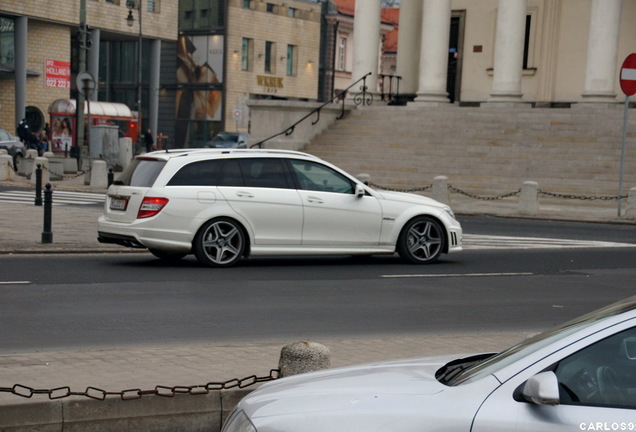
(34, 164, 42, 206)
(42, 183, 53, 244)
(108, 167, 114, 187)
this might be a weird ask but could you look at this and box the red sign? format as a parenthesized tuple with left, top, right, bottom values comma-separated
(620, 53, 636, 96)
(44, 59, 71, 89)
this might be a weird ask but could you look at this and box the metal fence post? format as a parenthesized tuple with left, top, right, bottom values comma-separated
(42, 183, 53, 244)
(34, 164, 42, 206)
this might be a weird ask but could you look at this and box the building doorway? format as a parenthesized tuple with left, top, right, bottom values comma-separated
(447, 11, 465, 103)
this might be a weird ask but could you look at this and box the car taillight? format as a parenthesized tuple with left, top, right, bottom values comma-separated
(137, 197, 169, 219)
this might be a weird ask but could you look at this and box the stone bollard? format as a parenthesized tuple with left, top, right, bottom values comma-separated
(90, 160, 109, 190)
(518, 181, 539, 216)
(625, 187, 636, 220)
(433, 176, 450, 205)
(31, 157, 50, 185)
(20, 149, 38, 177)
(278, 341, 331, 378)
(0, 154, 14, 181)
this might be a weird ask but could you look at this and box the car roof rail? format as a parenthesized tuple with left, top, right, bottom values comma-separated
(144, 148, 320, 159)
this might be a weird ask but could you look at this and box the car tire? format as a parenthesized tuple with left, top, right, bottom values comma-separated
(194, 217, 246, 267)
(149, 249, 186, 262)
(13, 153, 23, 172)
(397, 216, 445, 264)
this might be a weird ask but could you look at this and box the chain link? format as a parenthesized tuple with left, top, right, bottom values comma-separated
(449, 184, 521, 200)
(0, 369, 280, 401)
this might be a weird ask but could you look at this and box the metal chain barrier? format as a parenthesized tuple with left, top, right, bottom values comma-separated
(449, 184, 521, 200)
(538, 190, 627, 201)
(0, 369, 280, 401)
(368, 182, 433, 193)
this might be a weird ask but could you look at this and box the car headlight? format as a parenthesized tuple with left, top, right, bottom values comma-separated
(443, 206, 456, 220)
(222, 410, 257, 432)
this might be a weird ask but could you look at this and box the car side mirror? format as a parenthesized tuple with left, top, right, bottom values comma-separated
(520, 372, 560, 405)
(355, 184, 366, 198)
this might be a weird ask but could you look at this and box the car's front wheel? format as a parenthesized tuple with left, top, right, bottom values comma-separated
(194, 218, 246, 267)
(397, 216, 445, 264)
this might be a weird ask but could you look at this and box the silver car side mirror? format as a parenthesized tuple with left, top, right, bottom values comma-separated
(355, 184, 366, 198)
(521, 371, 560, 405)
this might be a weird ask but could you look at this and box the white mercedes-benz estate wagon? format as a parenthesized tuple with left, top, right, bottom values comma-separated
(97, 149, 462, 267)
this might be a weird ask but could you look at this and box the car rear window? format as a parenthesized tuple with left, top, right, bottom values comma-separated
(115, 158, 166, 187)
(167, 159, 243, 186)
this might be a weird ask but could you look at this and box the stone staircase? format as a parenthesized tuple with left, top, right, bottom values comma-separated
(302, 104, 636, 197)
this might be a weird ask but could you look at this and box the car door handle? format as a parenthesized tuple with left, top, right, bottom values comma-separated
(236, 191, 254, 198)
(307, 196, 324, 204)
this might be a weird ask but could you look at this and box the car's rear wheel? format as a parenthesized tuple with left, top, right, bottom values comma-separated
(149, 249, 186, 262)
(194, 218, 245, 267)
(397, 216, 445, 264)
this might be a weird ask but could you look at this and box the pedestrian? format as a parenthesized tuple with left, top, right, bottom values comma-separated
(144, 129, 154, 153)
(16, 119, 28, 143)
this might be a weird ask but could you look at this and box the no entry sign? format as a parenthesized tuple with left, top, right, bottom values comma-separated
(620, 53, 636, 96)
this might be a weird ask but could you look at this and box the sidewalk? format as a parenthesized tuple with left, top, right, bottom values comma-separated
(0, 173, 634, 429)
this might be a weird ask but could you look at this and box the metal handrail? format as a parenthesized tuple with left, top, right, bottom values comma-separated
(251, 72, 372, 148)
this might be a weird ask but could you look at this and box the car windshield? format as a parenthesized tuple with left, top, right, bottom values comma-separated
(213, 134, 238, 142)
(444, 297, 636, 386)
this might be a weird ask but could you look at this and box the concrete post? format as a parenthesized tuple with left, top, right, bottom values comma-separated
(414, 0, 451, 104)
(433, 175, 450, 205)
(625, 187, 636, 219)
(519, 181, 539, 215)
(0, 154, 14, 181)
(488, 0, 527, 103)
(90, 160, 109, 190)
(581, 0, 622, 103)
(278, 341, 331, 378)
(14, 16, 27, 125)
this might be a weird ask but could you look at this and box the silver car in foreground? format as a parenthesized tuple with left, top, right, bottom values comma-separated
(223, 296, 636, 432)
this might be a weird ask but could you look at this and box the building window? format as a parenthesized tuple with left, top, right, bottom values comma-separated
(0, 17, 15, 66)
(243, 0, 251, 8)
(265, 41, 276, 74)
(147, 0, 157, 12)
(286, 44, 297, 76)
(242, 37, 253, 71)
(287, 7, 296, 17)
(266, 3, 275, 13)
(179, 0, 225, 30)
(338, 37, 346, 71)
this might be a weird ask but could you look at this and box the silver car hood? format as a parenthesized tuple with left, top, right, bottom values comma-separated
(373, 189, 445, 208)
(239, 354, 472, 427)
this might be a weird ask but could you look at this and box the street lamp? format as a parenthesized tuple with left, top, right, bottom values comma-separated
(125, 0, 143, 148)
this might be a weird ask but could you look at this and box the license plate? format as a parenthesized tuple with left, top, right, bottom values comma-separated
(109, 196, 129, 211)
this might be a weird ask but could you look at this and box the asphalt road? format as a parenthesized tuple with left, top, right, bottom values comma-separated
(0, 216, 634, 353)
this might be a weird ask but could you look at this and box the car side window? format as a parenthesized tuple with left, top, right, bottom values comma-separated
(238, 158, 292, 189)
(554, 326, 636, 409)
(0, 130, 9, 140)
(167, 159, 244, 186)
(290, 160, 354, 194)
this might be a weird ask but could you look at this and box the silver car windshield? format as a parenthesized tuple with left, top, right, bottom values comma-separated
(447, 297, 636, 386)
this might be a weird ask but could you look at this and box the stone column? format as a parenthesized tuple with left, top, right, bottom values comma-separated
(488, 0, 527, 103)
(414, 0, 451, 104)
(351, 0, 382, 95)
(87, 29, 101, 101)
(395, 0, 423, 96)
(14, 16, 28, 126)
(581, 0, 622, 103)
(149, 39, 161, 143)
